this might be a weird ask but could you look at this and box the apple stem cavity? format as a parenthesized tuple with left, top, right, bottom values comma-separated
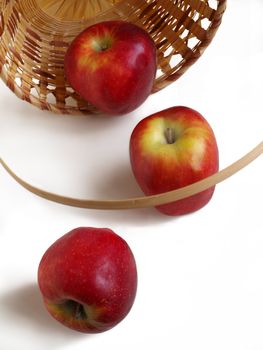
(64, 300, 87, 320)
(92, 38, 112, 53)
(165, 127, 176, 144)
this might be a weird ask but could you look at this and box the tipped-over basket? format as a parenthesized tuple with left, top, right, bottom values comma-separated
(0, 0, 227, 114)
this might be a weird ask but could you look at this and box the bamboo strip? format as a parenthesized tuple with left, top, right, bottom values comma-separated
(0, 141, 262, 210)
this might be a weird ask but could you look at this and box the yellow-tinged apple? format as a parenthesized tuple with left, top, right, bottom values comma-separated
(129, 106, 219, 215)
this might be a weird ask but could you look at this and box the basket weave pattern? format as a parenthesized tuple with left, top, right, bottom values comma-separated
(0, 0, 226, 114)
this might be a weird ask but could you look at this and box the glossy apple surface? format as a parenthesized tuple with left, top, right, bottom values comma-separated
(129, 106, 219, 215)
(64, 20, 157, 115)
(38, 227, 137, 333)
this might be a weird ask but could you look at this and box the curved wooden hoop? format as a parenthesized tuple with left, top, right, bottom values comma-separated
(0, 141, 262, 210)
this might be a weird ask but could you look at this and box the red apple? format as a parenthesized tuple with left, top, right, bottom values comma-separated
(64, 20, 157, 115)
(129, 106, 219, 215)
(38, 227, 137, 333)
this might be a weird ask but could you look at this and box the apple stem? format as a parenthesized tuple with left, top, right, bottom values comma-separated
(100, 43, 108, 51)
(165, 128, 176, 144)
(74, 302, 86, 320)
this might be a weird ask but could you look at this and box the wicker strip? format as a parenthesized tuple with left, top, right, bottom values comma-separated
(0, 142, 262, 210)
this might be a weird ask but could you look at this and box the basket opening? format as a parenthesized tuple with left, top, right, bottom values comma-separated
(35, 0, 121, 21)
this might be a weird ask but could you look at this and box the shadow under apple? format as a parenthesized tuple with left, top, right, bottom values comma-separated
(72, 161, 178, 227)
(0, 283, 91, 349)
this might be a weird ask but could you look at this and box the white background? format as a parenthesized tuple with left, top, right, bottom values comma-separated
(0, 1, 263, 349)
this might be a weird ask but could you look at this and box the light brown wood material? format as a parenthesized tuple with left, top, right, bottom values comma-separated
(1, 142, 262, 210)
(36, 0, 121, 21)
(0, 0, 227, 114)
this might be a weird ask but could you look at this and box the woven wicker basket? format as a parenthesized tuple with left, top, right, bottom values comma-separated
(0, 0, 227, 114)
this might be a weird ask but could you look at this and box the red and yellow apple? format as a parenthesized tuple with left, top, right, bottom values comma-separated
(38, 227, 137, 333)
(64, 20, 157, 115)
(129, 106, 219, 215)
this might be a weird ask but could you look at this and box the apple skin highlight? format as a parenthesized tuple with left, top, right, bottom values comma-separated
(38, 227, 137, 333)
(130, 106, 219, 216)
